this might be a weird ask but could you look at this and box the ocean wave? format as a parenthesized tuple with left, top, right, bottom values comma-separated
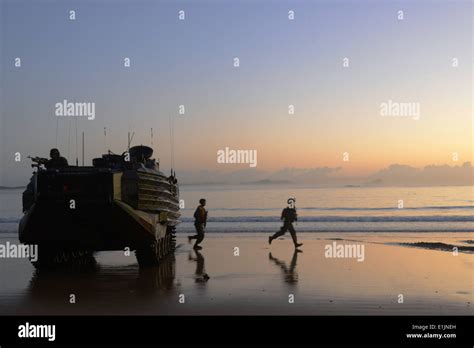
(1, 213, 471, 233)
(181, 215, 474, 223)
(0, 217, 21, 223)
(2, 215, 472, 225)
(180, 205, 474, 211)
(175, 227, 474, 233)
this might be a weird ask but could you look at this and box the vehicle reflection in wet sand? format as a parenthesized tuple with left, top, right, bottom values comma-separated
(23, 253, 177, 315)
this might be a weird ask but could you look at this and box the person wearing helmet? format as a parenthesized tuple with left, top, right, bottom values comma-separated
(188, 198, 208, 250)
(45, 148, 68, 169)
(269, 198, 303, 248)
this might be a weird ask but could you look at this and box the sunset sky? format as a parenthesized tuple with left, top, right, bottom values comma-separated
(0, 0, 472, 185)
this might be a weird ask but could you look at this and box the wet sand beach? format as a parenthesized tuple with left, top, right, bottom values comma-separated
(0, 233, 472, 315)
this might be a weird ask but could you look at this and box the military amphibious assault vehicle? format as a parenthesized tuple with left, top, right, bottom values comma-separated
(19, 145, 180, 268)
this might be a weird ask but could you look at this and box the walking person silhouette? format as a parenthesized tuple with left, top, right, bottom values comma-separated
(269, 198, 303, 248)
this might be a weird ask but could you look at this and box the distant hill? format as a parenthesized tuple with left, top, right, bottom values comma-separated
(366, 179, 383, 185)
(0, 186, 25, 190)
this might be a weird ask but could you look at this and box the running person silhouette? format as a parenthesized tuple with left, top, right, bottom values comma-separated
(269, 198, 303, 248)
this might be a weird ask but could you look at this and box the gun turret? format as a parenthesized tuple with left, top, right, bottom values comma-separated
(28, 156, 48, 170)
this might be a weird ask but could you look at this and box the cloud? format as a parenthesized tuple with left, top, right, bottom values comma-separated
(3, 161, 471, 187)
(177, 162, 473, 186)
(366, 162, 473, 186)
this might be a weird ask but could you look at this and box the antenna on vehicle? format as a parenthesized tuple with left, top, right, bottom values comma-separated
(82, 132, 85, 166)
(151, 128, 153, 148)
(127, 131, 135, 152)
(104, 127, 107, 153)
(169, 113, 175, 174)
(75, 117, 78, 166)
(67, 119, 71, 162)
(55, 117, 59, 148)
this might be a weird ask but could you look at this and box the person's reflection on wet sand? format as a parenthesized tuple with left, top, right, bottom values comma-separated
(268, 249, 301, 284)
(188, 249, 210, 283)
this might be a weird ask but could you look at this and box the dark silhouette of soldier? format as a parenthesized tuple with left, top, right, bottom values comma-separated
(45, 148, 68, 169)
(269, 198, 303, 248)
(188, 198, 207, 250)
